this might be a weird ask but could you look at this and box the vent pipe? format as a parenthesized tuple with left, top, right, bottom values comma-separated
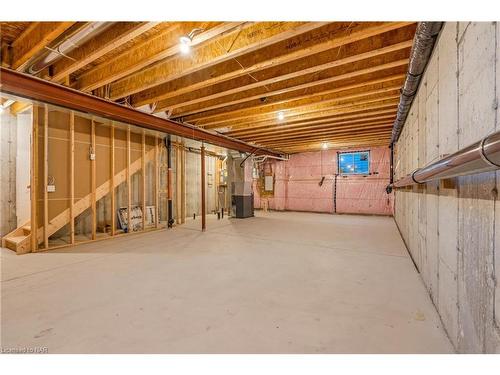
(28, 22, 110, 75)
(391, 22, 443, 144)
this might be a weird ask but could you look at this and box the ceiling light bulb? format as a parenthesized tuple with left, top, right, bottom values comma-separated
(322, 142, 328, 150)
(179, 36, 192, 54)
(277, 111, 284, 121)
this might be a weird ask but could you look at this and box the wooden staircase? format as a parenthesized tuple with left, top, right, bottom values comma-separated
(1, 147, 155, 254)
(2, 223, 31, 254)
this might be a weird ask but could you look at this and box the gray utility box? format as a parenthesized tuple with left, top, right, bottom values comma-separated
(232, 195, 254, 218)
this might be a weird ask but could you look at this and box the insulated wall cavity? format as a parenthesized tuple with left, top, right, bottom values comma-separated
(253, 146, 392, 215)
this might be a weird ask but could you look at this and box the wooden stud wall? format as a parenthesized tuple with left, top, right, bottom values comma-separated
(25, 104, 170, 252)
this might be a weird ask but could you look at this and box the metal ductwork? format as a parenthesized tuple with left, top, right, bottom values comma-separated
(391, 130, 500, 188)
(391, 22, 443, 144)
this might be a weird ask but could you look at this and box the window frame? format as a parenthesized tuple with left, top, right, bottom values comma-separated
(337, 150, 371, 176)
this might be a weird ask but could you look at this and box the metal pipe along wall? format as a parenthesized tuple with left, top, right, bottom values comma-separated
(392, 130, 500, 188)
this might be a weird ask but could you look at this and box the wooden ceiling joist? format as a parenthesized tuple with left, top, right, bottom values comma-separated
(1, 21, 417, 153)
(261, 131, 393, 148)
(209, 100, 397, 138)
(169, 59, 409, 118)
(195, 83, 403, 127)
(266, 129, 391, 151)
(10, 22, 75, 71)
(10, 101, 32, 115)
(216, 99, 400, 132)
(50, 22, 159, 83)
(238, 117, 396, 142)
(228, 107, 399, 137)
(76, 22, 244, 92)
(153, 38, 414, 114)
(110, 22, 328, 100)
(252, 121, 393, 141)
(130, 21, 414, 108)
(278, 140, 390, 153)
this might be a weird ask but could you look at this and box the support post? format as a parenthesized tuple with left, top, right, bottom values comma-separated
(43, 104, 49, 249)
(141, 130, 146, 230)
(175, 145, 181, 225)
(91, 119, 96, 240)
(154, 134, 159, 228)
(127, 126, 131, 233)
(30, 106, 39, 252)
(181, 141, 186, 224)
(166, 135, 174, 228)
(201, 144, 206, 232)
(69, 111, 75, 244)
(110, 122, 115, 236)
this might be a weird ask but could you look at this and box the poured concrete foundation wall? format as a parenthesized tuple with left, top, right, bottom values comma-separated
(16, 112, 32, 227)
(0, 108, 31, 238)
(0, 109, 17, 236)
(394, 22, 500, 353)
(253, 146, 392, 215)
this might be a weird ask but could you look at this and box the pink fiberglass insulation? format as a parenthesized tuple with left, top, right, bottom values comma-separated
(253, 146, 393, 216)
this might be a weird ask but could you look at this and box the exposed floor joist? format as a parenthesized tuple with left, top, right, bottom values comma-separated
(50, 22, 159, 83)
(9, 22, 75, 71)
(0, 21, 417, 153)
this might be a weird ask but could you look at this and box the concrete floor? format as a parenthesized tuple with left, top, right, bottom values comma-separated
(0, 211, 453, 353)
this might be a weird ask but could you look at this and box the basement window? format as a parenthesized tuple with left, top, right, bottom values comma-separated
(338, 151, 370, 175)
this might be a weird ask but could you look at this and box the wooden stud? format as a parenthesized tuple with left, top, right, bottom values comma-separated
(69, 111, 75, 244)
(180, 141, 186, 224)
(43, 104, 49, 249)
(215, 158, 220, 212)
(154, 134, 159, 228)
(91, 119, 96, 240)
(110, 122, 116, 236)
(201, 145, 206, 232)
(127, 126, 131, 233)
(175, 145, 181, 225)
(35, 141, 156, 243)
(141, 130, 146, 230)
(30, 105, 39, 252)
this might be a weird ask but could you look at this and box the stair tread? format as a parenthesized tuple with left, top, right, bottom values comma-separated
(6, 236, 29, 244)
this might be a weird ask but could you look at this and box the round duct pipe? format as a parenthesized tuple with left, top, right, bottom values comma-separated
(391, 131, 500, 188)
